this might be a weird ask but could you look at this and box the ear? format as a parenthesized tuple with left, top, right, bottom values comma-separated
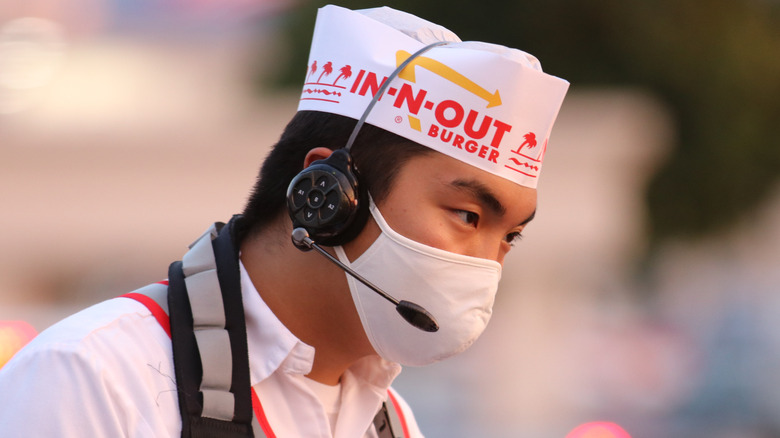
(303, 147, 334, 168)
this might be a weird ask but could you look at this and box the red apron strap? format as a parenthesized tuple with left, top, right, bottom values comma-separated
(121, 281, 171, 337)
(387, 389, 411, 438)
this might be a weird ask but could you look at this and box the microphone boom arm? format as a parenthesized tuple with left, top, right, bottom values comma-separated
(291, 227, 439, 332)
(293, 228, 399, 306)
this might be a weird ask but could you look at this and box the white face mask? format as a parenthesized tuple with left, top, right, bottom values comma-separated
(334, 200, 502, 366)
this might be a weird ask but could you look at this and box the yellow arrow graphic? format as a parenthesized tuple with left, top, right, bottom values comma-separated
(396, 50, 502, 108)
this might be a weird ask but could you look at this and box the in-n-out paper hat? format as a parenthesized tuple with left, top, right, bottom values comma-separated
(297, 5, 569, 189)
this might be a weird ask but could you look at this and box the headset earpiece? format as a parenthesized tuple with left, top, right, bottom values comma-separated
(286, 148, 369, 247)
(286, 41, 448, 248)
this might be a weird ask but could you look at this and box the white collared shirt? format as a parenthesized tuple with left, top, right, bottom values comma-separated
(0, 263, 424, 437)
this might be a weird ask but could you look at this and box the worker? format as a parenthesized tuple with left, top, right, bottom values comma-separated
(0, 5, 568, 437)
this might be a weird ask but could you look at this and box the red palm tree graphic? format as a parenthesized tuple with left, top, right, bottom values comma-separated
(514, 132, 537, 153)
(333, 65, 352, 86)
(307, 60, 317, 81)
(317, 62, 333, 83)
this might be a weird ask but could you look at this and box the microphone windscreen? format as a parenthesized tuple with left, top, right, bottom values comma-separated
(396, 300, 439, 332)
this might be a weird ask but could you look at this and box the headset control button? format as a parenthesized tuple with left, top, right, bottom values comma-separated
(302, 207, 319, 225)
(320, 191, 341, 221)
(307, 189, 325, 208)
(291, 179, 312, 209)
(315, 175, 332, 190)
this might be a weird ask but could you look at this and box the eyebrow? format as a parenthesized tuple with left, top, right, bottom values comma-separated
(450, 179, 536, 227)
(520, 209, 536, 226)
(451, 179, 506, 216)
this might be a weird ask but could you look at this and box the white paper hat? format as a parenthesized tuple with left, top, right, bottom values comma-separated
(297, 5, 569, 189)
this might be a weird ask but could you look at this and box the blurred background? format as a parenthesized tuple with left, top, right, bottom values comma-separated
(1, 0, 779, 437)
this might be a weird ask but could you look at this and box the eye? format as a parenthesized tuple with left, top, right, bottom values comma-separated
(505, 231, 523, 246)
(454, 210, 479, 227)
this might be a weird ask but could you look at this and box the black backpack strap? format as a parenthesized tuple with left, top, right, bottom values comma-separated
(168, 216, 254, 438)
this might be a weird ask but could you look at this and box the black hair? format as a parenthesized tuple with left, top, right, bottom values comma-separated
(240, 110, 430, 239)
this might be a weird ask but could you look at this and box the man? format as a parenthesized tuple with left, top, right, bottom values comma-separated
(0, 5, 568, 437)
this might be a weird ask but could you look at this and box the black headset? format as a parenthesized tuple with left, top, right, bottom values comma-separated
(286, 41, 448, 247)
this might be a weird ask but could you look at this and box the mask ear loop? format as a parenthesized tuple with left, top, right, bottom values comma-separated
(343, 41, 450, 152)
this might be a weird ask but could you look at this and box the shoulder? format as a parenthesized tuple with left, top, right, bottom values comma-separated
(0, 293, 180, 436)
(23, 294, 171, 361)
(388, 386, 426, 438)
